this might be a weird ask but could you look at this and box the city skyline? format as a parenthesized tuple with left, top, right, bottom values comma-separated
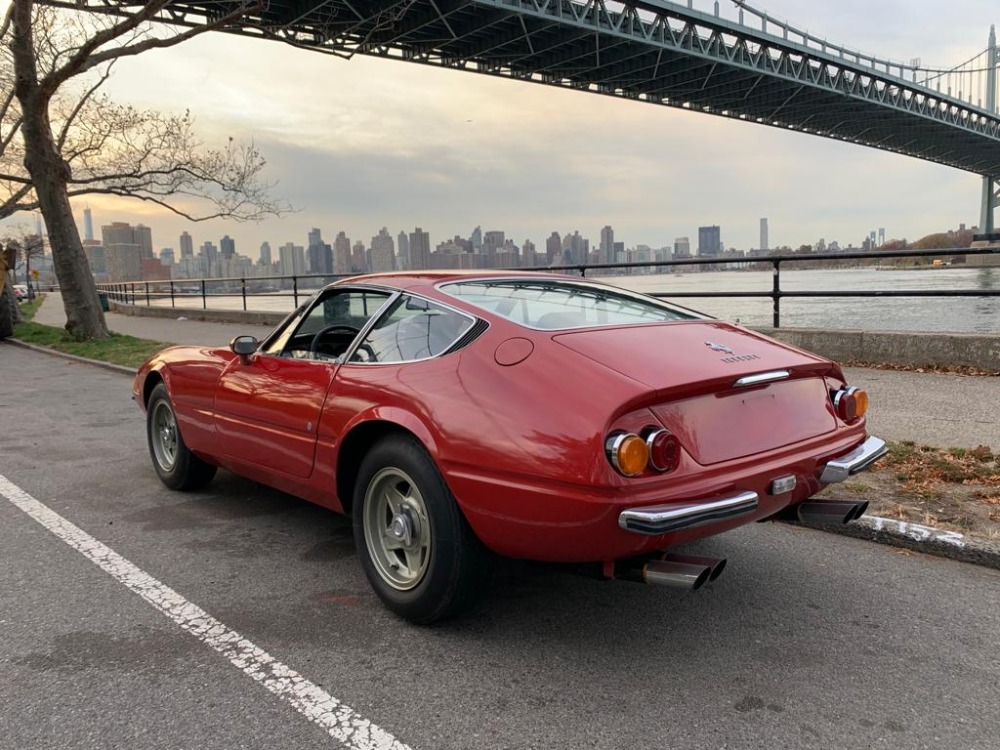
(78, 207, 913, 270)
(2, 2, 998, 255)
(77, 210, 977, 287)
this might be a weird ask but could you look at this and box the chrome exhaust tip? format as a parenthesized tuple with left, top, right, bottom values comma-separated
(660, 553, 727, 582)
(643, 559, 712, 590)
(848, 500, 870, 522)
(796, 499, 869, 525)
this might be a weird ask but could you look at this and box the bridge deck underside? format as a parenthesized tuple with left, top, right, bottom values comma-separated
(68, 0, 1000, 180)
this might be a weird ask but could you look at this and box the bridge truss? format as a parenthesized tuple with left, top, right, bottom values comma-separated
(41, 0, 1000, 227)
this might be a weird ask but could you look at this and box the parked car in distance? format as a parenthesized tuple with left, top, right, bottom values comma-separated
(133, 271, 886, 623)
(12, 284, 28, 301)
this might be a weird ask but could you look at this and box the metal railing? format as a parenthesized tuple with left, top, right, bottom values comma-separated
(96, 246, 1000, 328)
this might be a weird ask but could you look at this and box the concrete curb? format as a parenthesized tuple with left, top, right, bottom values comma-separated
(7, 338, 999, 571)
(786, 514, 1000, 570)
(4, 338, 138, 377)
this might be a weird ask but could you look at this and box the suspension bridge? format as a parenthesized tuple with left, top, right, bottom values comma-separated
(54, 0, 1000, 230)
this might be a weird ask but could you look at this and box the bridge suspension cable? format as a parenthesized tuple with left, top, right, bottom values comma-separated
(719, 1, 998, 114)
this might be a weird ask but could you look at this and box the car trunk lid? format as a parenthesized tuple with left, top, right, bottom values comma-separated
(553, 321, 839, 465)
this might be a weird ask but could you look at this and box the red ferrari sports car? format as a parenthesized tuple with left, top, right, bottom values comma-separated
(134, 271, 886, 622)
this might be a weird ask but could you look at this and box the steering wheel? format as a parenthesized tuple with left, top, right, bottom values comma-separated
(309, 324, 361, 357)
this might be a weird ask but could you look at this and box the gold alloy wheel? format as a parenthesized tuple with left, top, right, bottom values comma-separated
(150, 400, 178, 472)
(362, 467, 432, 591)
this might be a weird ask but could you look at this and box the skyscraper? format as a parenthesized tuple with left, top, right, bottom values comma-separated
(600, 225, 614, 264)
(83, 207, 94, 241)
(179, 231, 194, 259)
(409, 228, 430, 271)
(759, 218, 769, 252)
(333, 231, 351, 274)
(259, 241, 272, 266)
(278, 242, 305, 278)
(101, 222, 144, 281)
(352, 241, 366, 272)
(483, 230, 504, 268)
(220, 235, 236, 261)
(546, 232, 561, 265)
(397, 231, 410, 270)
(134, 224, 154, 259)
(698, 226, 722, 258)
(521, 239, 537, 268)
(200, 241, 218, 275)
(674, 237, 691, 259)
(370, 228, 395, 273)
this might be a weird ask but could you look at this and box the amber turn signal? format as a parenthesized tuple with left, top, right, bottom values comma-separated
(833, 386, 869, 422)
(606, 432, 650, 477)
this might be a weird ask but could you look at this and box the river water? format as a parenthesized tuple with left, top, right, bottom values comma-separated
(607, 266, 999, 334)
(155, 266, 999, 334)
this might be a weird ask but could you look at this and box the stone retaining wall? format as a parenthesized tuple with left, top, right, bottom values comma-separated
(109, 300, 288, 327)
(755, 328, 999, 371)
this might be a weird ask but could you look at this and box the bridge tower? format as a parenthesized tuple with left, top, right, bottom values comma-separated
(981, 25, 999, 233)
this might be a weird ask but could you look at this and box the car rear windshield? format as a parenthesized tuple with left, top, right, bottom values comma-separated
(442, 279, 701, 330)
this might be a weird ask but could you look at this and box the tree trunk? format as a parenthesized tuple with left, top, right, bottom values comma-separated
(0, 278, 18, 339)
(0, 247, 18, 339)
(11, 0, 109, 340)
(28, 154, 109, 339)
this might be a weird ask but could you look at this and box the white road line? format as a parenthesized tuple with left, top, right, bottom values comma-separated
(0, 473, 412, 750)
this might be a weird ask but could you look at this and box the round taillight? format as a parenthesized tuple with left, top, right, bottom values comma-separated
(606, 432, 649, 477)
(834, 386, 868, 422)
(646, 429, 680, 473)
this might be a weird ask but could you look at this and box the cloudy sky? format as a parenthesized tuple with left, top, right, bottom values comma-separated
(36, 1, 1000, 257)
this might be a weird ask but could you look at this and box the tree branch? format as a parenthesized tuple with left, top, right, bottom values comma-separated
(44, 1, 266, 93)
(56, 61, 114, 151)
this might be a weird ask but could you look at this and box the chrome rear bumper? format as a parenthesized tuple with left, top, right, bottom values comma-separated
(819, 436, 888, 484)
(618, 491, 759, 536)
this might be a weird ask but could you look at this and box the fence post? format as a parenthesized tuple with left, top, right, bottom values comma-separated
(170, 281, 175, 308)
(772, 259, 781, 328)
(241, 278, 247, 311)
(145, 282, 150, 306)
(293, 276, 299, 307)
(201, 279, 206, 310)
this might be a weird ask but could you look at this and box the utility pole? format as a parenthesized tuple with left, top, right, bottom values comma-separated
(981, 25, 999, 234)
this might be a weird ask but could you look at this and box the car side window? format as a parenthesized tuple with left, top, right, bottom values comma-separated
(351, 295, 474, 364)
(261, 289, 391, 360)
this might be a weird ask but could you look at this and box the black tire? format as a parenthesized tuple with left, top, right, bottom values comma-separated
(353, 434, 491, 624)
(146, 383, 217, 491)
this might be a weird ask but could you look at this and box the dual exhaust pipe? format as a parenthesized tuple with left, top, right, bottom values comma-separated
(617, 500, 868, 590)
(619, 552, 727, 591)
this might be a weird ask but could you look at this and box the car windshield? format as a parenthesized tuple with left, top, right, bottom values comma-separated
(442, 279, 702, 330)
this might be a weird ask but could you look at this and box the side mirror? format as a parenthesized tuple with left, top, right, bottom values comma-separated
(229, 335, 259, 365)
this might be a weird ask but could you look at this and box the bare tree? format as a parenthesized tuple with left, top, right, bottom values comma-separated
(2, 225, 45, 296)
(3, 1, 286, 339)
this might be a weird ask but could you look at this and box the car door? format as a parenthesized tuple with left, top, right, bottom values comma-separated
(214, 287, 392, 478)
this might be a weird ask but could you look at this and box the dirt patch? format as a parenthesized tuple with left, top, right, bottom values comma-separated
(819, 441, 1000, 541)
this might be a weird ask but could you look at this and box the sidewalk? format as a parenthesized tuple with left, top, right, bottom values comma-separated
(32, 292, 277, 346)
(31, 294, 1000, 450)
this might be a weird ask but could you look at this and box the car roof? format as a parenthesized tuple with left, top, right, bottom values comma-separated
(330, 269, 583, 293)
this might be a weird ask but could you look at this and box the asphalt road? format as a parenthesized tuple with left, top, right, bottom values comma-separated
(2, 344, 999, 750)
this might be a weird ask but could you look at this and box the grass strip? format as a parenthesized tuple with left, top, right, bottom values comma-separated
(14, 297, 172, 369)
